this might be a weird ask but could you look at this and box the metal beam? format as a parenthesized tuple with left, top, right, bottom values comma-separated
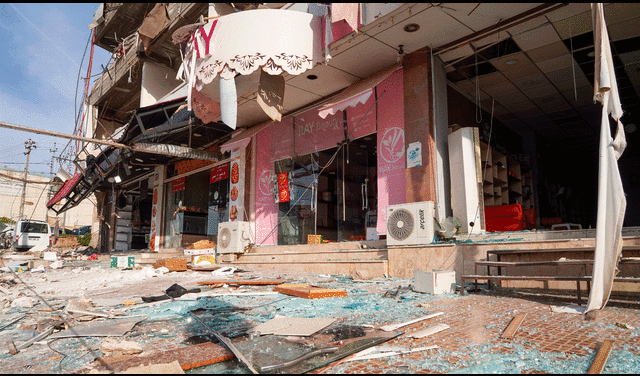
(0, 120, 219, 161)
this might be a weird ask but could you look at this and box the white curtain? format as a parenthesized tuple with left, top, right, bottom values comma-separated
(585, 3, 627, 314)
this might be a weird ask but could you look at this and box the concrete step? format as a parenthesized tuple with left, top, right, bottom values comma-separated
(228, 258, 388, 279)
(248, 240, 386, 254)
(225, 245, 389, 279)
(236, 248, 387, 263)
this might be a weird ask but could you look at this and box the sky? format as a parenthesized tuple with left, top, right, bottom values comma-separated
(0, 3, 112, 176)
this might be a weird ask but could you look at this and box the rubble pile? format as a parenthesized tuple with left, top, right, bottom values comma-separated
(0, 245, 639, 374)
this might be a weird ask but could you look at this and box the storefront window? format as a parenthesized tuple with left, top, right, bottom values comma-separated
(164, 179, 184, 248)
(274, 135, 377, 244)
(163, 169, 216, 248)
(208, 163, 230, 237)
(275, 155, 318, 245)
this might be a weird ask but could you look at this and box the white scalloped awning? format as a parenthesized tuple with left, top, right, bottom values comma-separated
(179, 9, 323, 90)
(318, 64, 401, 119)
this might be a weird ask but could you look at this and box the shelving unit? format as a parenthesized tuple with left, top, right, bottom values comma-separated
(449, 128, 537, 233)
(479, 142, 533, 209)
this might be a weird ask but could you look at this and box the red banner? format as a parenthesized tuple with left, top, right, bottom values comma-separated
(210, 163, 229, 183)
(171, 177, 186, 193)
(277, 172, 290, 203)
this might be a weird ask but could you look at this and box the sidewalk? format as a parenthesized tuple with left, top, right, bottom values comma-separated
(0, 250, 639, 373)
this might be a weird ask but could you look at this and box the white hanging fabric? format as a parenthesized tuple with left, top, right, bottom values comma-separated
(585, 3, 627, 314)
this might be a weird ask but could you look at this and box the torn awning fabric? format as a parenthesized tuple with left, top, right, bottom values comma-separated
(585, 3, 627, 314)
(46, 173, 83, 209)
(318, 64, 401, 119)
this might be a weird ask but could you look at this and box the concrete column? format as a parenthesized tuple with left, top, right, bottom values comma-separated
(403, 46, 436, 203)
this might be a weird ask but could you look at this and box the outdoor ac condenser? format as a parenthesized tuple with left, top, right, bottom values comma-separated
(217, 221, 251, 254)
(386, 201, 435, 247)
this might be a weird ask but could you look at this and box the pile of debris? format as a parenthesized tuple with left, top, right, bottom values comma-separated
(1, 254, 639, 373)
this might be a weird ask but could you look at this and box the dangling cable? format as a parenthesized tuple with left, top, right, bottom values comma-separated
(570, 27, 578, 101)
(474, 47, 483, 124)
(467, 98, 495, 240)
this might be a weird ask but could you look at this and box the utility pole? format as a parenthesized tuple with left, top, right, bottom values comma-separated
(45, 142, 58, 223)
(19, 139, 37, 219)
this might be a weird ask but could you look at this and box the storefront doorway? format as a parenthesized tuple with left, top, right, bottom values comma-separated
(274, 135, 377, 244)
(163, 165, 230, 249)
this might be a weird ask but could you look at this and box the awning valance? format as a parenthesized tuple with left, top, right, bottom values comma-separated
(318, 64, 401, 119)
(178, 9, 323, 88)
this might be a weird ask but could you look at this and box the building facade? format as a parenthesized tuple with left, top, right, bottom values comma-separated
(47, 3, 640, 255)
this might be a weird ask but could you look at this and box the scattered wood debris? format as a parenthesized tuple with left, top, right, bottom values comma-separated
(501, 313, 527, 339)
(587, 340, 614, 374)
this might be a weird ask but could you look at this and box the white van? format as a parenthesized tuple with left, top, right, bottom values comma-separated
(13, 219, 51, 252)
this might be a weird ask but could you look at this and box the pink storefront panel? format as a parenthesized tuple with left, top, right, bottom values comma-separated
(376, 69, 406, 234)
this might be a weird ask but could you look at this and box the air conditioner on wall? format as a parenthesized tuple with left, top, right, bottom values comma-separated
(386, 201, 435, 247)
(217, 221, 252, 254)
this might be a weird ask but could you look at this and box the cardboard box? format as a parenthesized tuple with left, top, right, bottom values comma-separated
(28, 260, 50, 269)
(155, 258, 187, 272)
(111, 256, 135, 269)
(414, 270, 456, 295)
(307, 234, 323, 244)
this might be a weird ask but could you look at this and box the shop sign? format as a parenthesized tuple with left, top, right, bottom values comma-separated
(171, 177, 186, 193)
(210, 163, 229, 183)
(175, 158, 215, 176)
(346, 93, 377, 140)
(277, 172, 290, 203)
(294, 109, 344, 155)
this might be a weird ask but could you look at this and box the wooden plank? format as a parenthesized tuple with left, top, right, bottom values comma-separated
(476, 258, 640, 267)
(274, 284, 348, 299)
(197, 279, 285, 286)
(587, 340, 614, 374)
(103, 342, 234, 372)
(486, 245, 640, 256)
(501, 313, 527, 339)
(461, 275, 640, 283)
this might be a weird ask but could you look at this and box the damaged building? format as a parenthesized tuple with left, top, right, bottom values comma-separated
(46, 3, 640, 297)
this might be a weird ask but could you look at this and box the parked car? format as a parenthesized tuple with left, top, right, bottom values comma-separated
(13, 219, 51, 252)
(72, 225, 91, 236)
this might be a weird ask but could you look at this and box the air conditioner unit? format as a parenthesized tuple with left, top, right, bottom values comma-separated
(386, 201, 435, 246)
(217, 221, 252, 254)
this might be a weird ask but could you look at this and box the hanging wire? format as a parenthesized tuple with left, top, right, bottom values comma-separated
(475, 47, 483, 124)
(569, 27, 578, 101)
(467, 98, 495, 240)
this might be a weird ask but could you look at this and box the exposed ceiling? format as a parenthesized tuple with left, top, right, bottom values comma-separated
(440, 3, 640, 152)
(270, 3, 640, 154)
